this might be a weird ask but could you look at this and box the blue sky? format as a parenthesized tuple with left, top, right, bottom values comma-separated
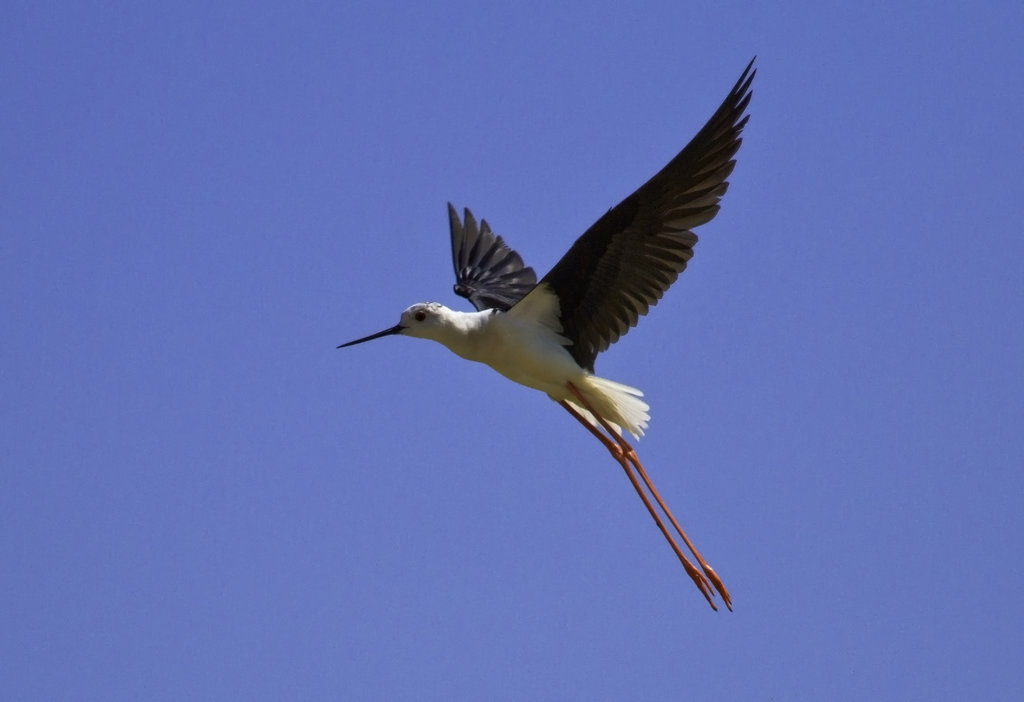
(3, 1, 1023, 699)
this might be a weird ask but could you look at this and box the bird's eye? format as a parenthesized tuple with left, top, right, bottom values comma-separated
(414, 310, 427, 322)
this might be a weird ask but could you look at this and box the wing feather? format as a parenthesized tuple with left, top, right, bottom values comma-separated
(523, 58, 756, 371)
(449, 203, 537, 312)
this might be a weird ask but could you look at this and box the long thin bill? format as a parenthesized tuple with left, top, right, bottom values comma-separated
(337, 324, 404, 348)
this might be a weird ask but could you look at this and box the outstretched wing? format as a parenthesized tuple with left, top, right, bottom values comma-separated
(519, 58, 756, 371)
(449, 203, 537, 312)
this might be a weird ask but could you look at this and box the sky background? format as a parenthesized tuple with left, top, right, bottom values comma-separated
(3, 1, 1023, 700)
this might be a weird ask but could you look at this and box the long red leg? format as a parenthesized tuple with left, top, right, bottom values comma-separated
(563, 382, 731, 611)
(558, 397, 718, 611)
(626, 448, 731, 609)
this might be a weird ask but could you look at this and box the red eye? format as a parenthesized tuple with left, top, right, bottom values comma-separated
(414, 310, 427, 322)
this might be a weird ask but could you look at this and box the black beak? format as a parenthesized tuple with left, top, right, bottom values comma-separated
(337, 324, 404, 349)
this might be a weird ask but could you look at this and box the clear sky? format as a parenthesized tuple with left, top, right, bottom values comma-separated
(3, 2, 1023, 700)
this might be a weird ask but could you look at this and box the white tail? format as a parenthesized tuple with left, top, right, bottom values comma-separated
(568, 375, 650, 439)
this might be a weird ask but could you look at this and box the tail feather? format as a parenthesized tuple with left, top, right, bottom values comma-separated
(569, 375, 650, 439)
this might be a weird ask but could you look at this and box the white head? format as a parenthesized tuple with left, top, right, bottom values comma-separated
(337, 302, 455, 348)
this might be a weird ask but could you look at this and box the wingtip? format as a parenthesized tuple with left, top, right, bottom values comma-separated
(734, 57, 757, 95)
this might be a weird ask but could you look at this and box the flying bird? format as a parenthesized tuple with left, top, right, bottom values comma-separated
(339, 59, 755, 610)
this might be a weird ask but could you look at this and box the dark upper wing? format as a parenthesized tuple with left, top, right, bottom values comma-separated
(529, 58, 755, 371)
(449, 203, 537, 311)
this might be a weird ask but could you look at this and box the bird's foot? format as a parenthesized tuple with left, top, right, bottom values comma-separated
(700, 564, 732, 611)
(683, 563, 718, 611)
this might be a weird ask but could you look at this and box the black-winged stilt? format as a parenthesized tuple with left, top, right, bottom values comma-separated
(340, 59, 755, 610)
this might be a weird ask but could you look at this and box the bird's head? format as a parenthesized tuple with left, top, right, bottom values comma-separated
(337, 302, 451, 348)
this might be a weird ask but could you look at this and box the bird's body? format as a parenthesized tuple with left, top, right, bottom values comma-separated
(339, 59, 755, 610)
(397, 299, 651, 437)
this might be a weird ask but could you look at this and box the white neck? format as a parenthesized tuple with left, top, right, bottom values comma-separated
(413, 306, 494, 361)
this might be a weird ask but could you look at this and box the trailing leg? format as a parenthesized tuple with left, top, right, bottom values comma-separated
(559, 386, 719, 610)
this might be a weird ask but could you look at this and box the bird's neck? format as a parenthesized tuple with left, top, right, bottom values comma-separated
(431, 309, 494, 361)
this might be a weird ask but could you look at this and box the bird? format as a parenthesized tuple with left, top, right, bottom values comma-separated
(339, 59, 755, 611)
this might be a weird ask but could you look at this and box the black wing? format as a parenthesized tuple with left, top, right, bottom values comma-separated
(530, 58, 755, 371)
(449, 203, 537, 312)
